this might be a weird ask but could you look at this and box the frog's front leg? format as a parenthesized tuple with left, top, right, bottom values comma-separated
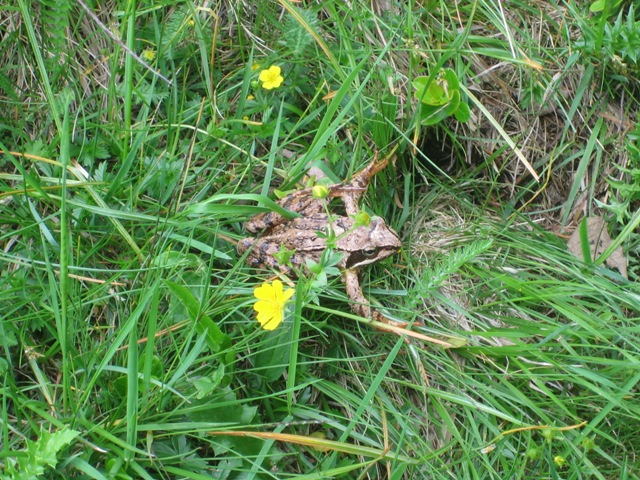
(343, 269, 371, 318)
(343, 269, 408, 330)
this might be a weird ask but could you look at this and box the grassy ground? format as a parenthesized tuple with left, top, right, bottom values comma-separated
(1, 0, 639, 478)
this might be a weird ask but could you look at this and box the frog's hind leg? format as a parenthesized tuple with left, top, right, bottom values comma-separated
(337, 151, 391, 215)
(245, 194, 322, 234)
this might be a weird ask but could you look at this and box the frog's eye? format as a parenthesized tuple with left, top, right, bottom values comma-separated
(362, 248, 378, 257)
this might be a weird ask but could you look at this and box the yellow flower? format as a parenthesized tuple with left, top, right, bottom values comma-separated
(141, 48, 156, 62)
(259, 66, 284, 90)
(253, 280, 294, 330)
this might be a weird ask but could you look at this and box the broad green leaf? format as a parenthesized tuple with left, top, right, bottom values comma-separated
(454, 101, 472, 122)
(425, 79, 450, 105)
(412, 76, 429, 101)
(442, 67, 460, 90)
(445, 90, 462, 115)
(253, 309, 293, 382)
(419, 104, 449, 125)
(32, 428, 80, 468)
(414, 75, 450, 105)
(165, 280, 231, 353)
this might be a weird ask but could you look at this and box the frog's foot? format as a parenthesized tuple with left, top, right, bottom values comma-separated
(350, 296, 453, 351)
(343, 269, 421, 334)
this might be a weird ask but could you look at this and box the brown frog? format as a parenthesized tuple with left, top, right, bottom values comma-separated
(238, 152, 402, 326)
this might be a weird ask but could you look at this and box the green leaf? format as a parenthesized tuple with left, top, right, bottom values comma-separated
(413, 76, 449, 105)
(8, 428, 81, 479)
(184, 193, 301, 220)
(419, 104, 449, 126)
(188, 387, 257, 425)
(414, 68, 462, 107)
(193, 365, 226, 399)
(426, 79, 450, 105)
(414, 68, 467, 125)
(445, 90, 462, 115)
(454, 101, 471, 122)
(35, 428, 79, 467)
(254, 310, 293, 382)
(578, 217, 593, 263)
(412, 76, 428, 101)
(441, 67, 460, 90)
(165, 280, 231, 353)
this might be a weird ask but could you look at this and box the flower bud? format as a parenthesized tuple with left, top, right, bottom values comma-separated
(312, 185, 330, 199)
(353, 211, 371, 227)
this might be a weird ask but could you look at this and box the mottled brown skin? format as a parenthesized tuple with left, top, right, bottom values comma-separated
(243, 153, 393, 233)
(239, 153, 401, 323)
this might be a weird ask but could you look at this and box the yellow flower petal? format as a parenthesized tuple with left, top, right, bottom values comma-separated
(261, 310, 282, 330)
(254, 284, 274, 301)
(258, 66, 281, 82)
(271, 280, 285, 299)
(141, 48, 156, 62)
(252, 280, 293, 330)
(254, 302, 271, 314)
(259, 66, 284, 90)
(257, 310, 272, 324)
(282, 288, 294, 302)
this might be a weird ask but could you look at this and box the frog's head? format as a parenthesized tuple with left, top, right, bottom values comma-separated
(339, 216, 402, 269)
